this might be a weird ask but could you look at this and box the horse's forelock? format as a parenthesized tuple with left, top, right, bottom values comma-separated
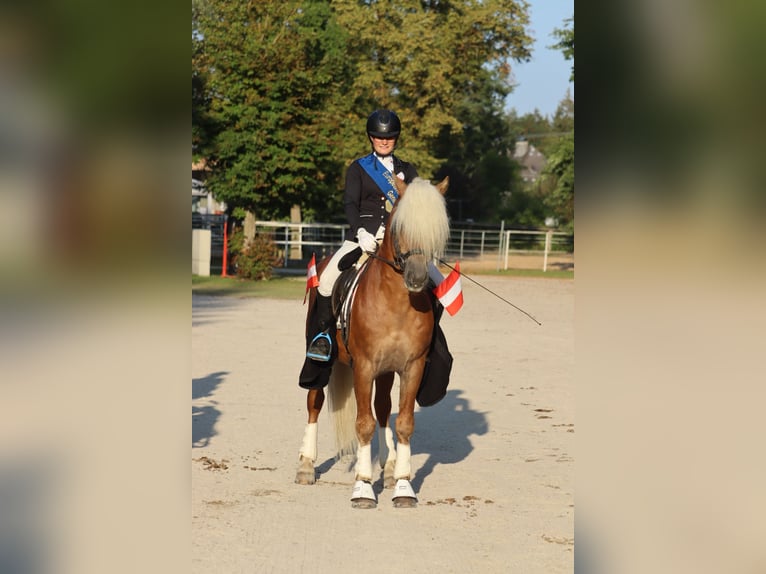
(391, 178, 450, 258)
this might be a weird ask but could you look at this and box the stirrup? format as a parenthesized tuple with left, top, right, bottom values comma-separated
(306, 331, 332, 362)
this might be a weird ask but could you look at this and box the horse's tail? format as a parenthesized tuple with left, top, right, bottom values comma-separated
(327, 362, 357, 458)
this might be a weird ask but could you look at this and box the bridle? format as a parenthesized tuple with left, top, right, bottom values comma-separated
(393, 231, 425, 269)
(367, 227, 425, 273)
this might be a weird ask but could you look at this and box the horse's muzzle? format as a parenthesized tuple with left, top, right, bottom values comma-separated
(403, 258, 429, 292)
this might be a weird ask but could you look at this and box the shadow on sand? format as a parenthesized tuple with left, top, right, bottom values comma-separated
(408, 389, 488, 492)
(313, 389, 488, 493)
(192, 371, 228, 448)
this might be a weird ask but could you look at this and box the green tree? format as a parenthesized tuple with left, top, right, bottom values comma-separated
(193, 0, 533, 222)
(435, 75, 523, 221)
(541, 134, 574, 231)
(552, 89, 574, 133)
(551, 17, 574, 82)
(332, 0, 532, 177)
(543, 18, 574, 232)
(193, 0, 354, 221)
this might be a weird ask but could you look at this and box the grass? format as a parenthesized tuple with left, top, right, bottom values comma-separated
(192, 274, 307, 299)
(478, 268, 574, 280)
(193, 266, 572, 299)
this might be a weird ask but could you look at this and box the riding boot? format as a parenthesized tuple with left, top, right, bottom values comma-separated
(306, 294, 335, 362)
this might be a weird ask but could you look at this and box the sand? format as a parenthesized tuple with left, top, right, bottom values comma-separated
(192, 275, 574, 573)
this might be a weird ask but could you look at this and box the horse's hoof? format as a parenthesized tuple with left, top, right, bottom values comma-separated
(295, 472, 316, 485)
(351, 498, 377, 509)
(295, 457, 316, 485)
(392, 479, 417, 508)
(351, 480, 376, 509)
(392, 496, 417, 508)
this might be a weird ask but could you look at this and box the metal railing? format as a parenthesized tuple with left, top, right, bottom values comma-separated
(254, 221, 573, 272)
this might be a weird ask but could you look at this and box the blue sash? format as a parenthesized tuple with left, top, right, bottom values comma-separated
(358, 153, 399, 208)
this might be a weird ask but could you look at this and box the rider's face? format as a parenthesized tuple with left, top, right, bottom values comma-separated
(370, 136, 396, 156)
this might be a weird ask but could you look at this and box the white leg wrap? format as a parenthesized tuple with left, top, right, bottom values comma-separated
(355, 443, 373, 481)
(393, 443, 411, 480)
(299, 422, 318, 462)
(378, 426, 396, 467)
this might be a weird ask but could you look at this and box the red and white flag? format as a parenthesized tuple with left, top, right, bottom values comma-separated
(304, 253, 319, 304)
(433, 262, 463, 316)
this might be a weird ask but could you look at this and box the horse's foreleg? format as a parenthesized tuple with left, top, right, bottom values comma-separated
(295, 388, 325, 485)
(351, 364, 377, 509)
(374, 372, 396, 488)
(391, 366, 423, 508)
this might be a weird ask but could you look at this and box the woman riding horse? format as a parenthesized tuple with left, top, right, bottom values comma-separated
(297, 179, 451, 508)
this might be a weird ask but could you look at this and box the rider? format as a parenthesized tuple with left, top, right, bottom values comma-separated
(305, 109, 418, 362)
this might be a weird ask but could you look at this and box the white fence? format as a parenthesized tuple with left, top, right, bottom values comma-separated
(254, 221, 573, 272)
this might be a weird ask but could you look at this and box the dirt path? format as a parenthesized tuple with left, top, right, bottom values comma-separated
(192, 276, 574, 573)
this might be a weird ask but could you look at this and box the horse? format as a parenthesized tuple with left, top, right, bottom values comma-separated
(295, 176, 450, 508)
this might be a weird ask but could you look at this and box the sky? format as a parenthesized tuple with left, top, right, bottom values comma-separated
(505, 0, 574, 118)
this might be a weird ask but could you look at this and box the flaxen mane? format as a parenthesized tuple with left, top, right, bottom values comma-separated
(390, 177, 450, 260)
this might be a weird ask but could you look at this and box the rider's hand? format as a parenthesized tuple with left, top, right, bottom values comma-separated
(356, 228, 378, 253)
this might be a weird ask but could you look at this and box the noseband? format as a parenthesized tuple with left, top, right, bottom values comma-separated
(393, 232, 425, 269)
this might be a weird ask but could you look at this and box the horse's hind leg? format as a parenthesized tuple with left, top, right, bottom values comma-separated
(374, 372, 396, 488)
(295, 388, 324, 485)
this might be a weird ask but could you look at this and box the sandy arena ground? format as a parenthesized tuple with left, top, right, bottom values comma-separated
(192, 275, 574, 573)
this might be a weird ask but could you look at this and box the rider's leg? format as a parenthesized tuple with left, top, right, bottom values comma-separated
(427, 260, 444, 288)
(306, 241, 358, 361)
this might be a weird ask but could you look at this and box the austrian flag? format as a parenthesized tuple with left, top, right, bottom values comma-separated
(433, 262, 464, 316)
(304, 253, 319, 304)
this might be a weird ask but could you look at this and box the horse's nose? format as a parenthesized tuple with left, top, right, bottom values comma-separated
(404, 264, 428, 292)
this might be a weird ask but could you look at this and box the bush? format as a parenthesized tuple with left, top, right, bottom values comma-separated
(229, 229, 282, 280)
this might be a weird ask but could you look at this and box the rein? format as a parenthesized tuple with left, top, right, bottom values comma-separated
(367, 251, 402, 272)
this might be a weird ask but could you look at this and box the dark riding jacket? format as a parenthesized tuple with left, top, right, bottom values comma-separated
(343, 154, 418, 241)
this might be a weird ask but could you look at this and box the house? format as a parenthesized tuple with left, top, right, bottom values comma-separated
(512, 140, 546, 184)
(192, 159, 226, 215)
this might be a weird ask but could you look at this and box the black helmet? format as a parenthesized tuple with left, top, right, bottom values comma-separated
(366, 109, 401, 138)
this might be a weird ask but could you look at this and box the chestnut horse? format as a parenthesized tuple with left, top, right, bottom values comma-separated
(296, 176, 449, 508)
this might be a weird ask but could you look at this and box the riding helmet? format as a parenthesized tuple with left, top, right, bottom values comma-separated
(366, 109, 401, 139)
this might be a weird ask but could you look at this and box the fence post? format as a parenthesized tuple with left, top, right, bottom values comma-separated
(221, 215, 230, 277)
(284, 226, 289, 267)
(504, 230, 510, 270)
(460, 230, 465, 259)
(496, 220, 505, 271)
(543, 230, 552, 272)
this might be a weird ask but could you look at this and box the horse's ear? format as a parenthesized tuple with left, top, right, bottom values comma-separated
(435, 176, 449, 195)
(394, 176, 407, 196)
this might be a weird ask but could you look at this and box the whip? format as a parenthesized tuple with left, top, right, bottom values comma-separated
(438, 259, 542, 326)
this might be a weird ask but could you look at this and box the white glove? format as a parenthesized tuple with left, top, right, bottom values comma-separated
(356, 228, 378, 253)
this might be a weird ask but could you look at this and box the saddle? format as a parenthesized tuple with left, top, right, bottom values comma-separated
(331, 247, 369, 352)
(297, 248, 366, 390)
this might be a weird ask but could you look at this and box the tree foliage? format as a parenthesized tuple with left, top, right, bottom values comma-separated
(544, 18, 575, 231)
(193, 0, 353, 220)
(551, 17, 574, 82)
(542, 134, 574, 231)
(192, 0, 533, 222)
